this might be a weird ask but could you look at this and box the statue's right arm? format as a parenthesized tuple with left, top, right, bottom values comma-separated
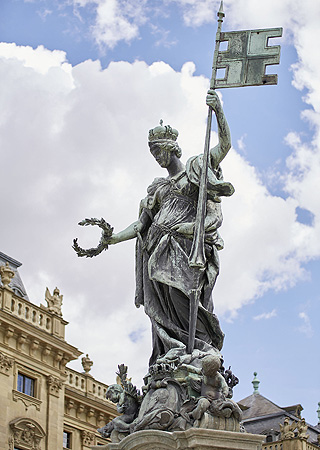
(206, 89, 231, 168)
(107, 210, 151, 245)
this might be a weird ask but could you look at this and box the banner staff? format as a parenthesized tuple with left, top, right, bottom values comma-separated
(187, 1, 225, 353)
(188, 1, 224, 269)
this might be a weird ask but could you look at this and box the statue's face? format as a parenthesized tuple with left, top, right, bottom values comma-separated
(150, 144, 173, 168)
(106, 385, 122, 403)
(107, 389, 120, 403)
(109, 392, 120, 402)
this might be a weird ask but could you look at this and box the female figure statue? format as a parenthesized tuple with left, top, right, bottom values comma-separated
(107, 89, 234, 366)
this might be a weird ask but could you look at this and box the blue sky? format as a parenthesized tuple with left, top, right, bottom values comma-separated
(1, 0, 319, 426)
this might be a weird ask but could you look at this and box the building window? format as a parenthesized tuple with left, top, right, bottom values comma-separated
(17, 373, 35, 397)
(63, 431, 72, 449)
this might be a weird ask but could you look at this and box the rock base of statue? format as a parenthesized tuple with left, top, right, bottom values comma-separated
(96, 354, 245, 446)
(92, 428, 265, 450)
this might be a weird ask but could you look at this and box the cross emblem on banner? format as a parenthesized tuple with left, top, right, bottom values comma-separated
(215, 28, 283, 88)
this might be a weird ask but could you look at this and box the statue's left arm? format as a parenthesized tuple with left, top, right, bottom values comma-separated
(206, 89, 231, 168)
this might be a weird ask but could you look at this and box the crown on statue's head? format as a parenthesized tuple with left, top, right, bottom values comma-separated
(148, 119, 179, 143)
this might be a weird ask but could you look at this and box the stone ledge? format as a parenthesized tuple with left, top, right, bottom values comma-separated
(92, 428, 265, 450)
(12, 390, 42, 411)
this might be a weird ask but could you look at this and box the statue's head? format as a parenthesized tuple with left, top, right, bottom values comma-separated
(148, 120, 182, 167)
(106, 384, 123, 403)
(53, 287, 60, 296)
(201, 354, 221, 376)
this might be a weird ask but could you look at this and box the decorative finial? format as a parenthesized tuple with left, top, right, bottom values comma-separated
(159, 119, 163, 126)
(252, 372, 260, 394)
(317, 402, 320, 424)
(218, 1, 225, 20)
(81, 354, 93, 375)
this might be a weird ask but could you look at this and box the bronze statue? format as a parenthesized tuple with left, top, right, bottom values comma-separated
(74, 90, 234, 367)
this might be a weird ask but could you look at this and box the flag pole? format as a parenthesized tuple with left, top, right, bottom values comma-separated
(187, 2, 225, 354)
(188, 0, 225, 268)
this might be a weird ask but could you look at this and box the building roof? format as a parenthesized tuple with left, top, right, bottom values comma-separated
(237, 373, 320, 445)
(238, 393, 288, 420)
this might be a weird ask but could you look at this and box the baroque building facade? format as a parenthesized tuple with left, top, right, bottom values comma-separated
(0, 251, 117, 450)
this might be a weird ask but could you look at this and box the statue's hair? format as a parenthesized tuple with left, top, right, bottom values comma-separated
(106, 384, 123, 399)
(149, 140, 182, 159)
(201, 354, 221, 376)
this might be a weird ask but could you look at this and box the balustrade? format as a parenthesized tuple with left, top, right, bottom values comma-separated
(65, 367, 109, 402)
(1, 287, 64, 338)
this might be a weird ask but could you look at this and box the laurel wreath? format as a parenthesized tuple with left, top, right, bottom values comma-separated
(72, 218, 113, 258)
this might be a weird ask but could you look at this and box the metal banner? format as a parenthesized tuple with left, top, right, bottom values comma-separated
(215, 28, 283, 88)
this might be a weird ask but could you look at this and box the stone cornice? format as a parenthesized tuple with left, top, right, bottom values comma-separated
(65, 386, 117, 414)
(0, 312, 82, 365)
(64, 393, 116, 434)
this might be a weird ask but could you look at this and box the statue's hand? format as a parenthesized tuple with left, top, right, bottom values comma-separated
(73, 218, 114, 257)
(172, 222, 194, 235)
(206, 89, 221, 112)
(103, 232, 119, 245)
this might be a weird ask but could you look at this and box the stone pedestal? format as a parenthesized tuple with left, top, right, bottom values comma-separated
(92, 428, 265, 450)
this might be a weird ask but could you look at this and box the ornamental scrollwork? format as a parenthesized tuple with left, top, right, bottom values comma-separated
(81, 430, 96, 446)
(47, 375, 63, 397)
(0, 351, 14, 376)
(9, 418, 45, 450)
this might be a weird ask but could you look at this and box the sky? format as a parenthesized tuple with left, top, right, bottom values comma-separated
(1, 0, 319, 426)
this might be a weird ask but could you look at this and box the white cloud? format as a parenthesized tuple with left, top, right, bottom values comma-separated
(0, 43, 72, 75)
(237, 134, 247, 153)
(150, 24, 177, 48)
(73, 0, 148, 49)
(253, 309, 277, 320)
(213, 150, 310, 317)
(37, 8, 53, 21)
(168, 0, 216, 27)
(298, 311, 313, 338)
(170, 0, 320, 38)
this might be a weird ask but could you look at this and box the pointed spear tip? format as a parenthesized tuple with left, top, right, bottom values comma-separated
(218, 1, 225, 19)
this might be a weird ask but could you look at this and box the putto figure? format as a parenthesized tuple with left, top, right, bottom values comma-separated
(105, 90, 234, 366)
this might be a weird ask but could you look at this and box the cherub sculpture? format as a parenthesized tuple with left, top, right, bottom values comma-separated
(98, 365, 141, 443)
(190, 354, 241, 423)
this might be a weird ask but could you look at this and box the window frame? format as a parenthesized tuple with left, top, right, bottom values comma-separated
(63, 430, 72, 449)
(17, 372, 35, 397)
(12, 363, 42, 411)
